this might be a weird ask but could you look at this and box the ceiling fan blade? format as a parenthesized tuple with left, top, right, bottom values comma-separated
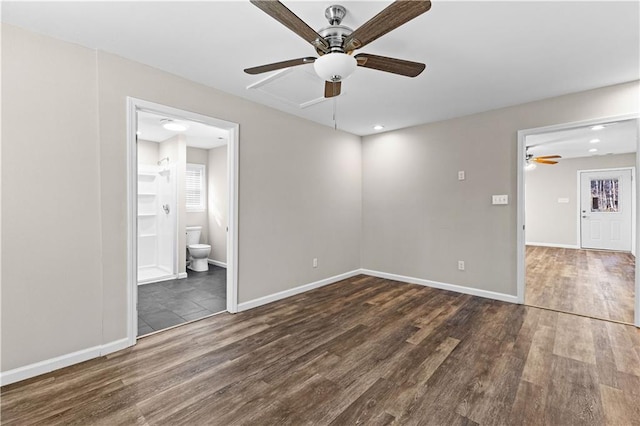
(250, 0, 329, 53)
(244, 57, 316, 75)
(344, 0, 432, 52)
(535, 155, 562, 159)
(533, 159, 559, 165)
(324, 81, 342, 98)
(355, 53, 425, 77)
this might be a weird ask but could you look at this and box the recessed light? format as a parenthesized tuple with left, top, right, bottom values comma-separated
(161, 119, 188, 132)
(373, 125, 384, 131)
(589, 138, 600, 144)
(589, 148, 598, 153)
(136, 130, 142, 136)
(590, 125, 605, 131)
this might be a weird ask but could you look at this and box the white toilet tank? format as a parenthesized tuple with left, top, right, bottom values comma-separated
(185, 226, 202, 246)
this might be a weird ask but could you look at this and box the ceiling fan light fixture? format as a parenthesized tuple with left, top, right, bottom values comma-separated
(313, 53, 357, 82)
(525, 162, 537, 171)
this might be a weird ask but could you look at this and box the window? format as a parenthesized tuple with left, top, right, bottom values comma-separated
(186, 163, 206, 212)
(590, 178, 619, 212)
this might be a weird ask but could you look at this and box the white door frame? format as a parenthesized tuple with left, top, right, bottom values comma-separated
(576, 167, 635, 253)
(516, 113, 640, 327)
(126, 97, 240, 346)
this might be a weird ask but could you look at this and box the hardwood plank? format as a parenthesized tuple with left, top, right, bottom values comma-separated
(600, 384, 637, 425)
(383, 337, 459, 419)
(544, 355, 604, 424)
(605, 321, 640, 377)
(328, 378, 396, 425)
(509, 380, 547, 425)
(591, 319, 621, 388)
(552, 312, 596, 365)
(521, 325, 555, 385)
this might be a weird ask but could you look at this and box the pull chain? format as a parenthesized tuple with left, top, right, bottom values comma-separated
(333, 97, 337, 130)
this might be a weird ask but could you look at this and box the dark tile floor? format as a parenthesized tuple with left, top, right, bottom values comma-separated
(137, 265, 226, 336)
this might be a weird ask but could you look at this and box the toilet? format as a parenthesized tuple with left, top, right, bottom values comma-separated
(185, 226, 211, 272)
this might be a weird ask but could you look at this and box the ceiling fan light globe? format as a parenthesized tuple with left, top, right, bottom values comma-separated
(314, 53, 357, 82)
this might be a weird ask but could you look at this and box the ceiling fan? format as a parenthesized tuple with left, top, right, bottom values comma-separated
(244, 0, 431, 98)
(525, 152, 562, 169)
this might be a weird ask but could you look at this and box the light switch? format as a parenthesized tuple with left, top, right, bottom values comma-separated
(492, 195, 509, 205)
(458, 171, 465, 181)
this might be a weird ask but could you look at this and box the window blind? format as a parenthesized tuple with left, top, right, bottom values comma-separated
(186, 163, 206, 211)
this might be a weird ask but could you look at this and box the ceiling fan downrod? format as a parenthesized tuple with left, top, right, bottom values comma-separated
(325, 5, 346, 26)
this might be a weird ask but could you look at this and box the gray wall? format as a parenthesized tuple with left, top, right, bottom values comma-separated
(362, 82, 639, 296)
(2, 24, 103, 369)
(208, 145, 228, 264)
(526, 153, 636, 247)
(186, 146, 209, 244)
(1, 24, 362, 372)
(137, 139, 159, 165)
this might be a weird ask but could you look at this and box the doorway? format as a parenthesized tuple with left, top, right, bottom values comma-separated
(517, 115, 639, 326)
(127, 98, 239, 344)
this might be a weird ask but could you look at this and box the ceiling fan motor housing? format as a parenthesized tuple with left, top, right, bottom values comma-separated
(317, 25, 353, 54)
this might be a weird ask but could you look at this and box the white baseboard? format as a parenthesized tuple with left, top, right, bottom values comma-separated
(237, 269, 362, 312)
(526, 242, 580, 249)
(360, 269, 519, 304)
(208, 259, 227, 268)
(178, 272, 188, 279)
(0, 338, 129, 387)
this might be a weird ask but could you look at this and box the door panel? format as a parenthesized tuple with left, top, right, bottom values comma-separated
(580, 169, 632, 251)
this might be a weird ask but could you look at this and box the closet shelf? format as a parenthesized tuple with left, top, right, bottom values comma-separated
(138, 233, 157, 238)
(138, 213, 157, 217)
(138, 192, 156, 196)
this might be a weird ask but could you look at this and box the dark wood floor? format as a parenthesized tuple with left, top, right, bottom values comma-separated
(526, 245, 636, 324)
(2, 275, 640, 425)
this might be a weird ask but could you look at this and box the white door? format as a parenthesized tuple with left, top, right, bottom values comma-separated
(580, 169, 632, 251)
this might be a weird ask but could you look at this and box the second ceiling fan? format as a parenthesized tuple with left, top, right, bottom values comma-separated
(244, 0, 431, 98)
(526, 153, 562, 166)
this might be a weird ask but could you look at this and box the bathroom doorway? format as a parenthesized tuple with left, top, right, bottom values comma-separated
(127, 98, 239, 343)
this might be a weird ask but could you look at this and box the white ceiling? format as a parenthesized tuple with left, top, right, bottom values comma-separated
(526, 118, 637, 160)
(138, 110, 229, 149)
(2, 1, 638, 136)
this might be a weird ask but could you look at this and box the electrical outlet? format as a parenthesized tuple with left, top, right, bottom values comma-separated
(313, 258, 318, 268)
(458, 260, 465, 271)
(458, 171, 465, 181)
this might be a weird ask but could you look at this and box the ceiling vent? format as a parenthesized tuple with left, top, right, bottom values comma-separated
(247, 67, 334, 109)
